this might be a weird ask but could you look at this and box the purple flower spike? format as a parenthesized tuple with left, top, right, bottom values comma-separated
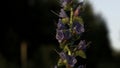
(56, 29, 71, 43)
(72, 22, 85, 34)
(59, 9, 68, 18)
(78, 40, 86, 51)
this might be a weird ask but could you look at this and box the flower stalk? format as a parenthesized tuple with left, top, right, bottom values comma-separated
(54, 0, 90, 68)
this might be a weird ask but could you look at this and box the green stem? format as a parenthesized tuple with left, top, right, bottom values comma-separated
(70, 8, 73, 25)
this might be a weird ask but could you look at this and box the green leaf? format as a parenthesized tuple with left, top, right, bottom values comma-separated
(73, 34, 80, 41)
(62, 18, 69, 24)
(57, 59, 67, 67)
(75, 50, 86, 59)
(60, 43, 65, 49)
(63, 45, 71, 55)
(73, 16, 84, 25)
(64, 4, 72, 11)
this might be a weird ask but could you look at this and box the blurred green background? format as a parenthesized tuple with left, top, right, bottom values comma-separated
(1, 0, 120, 68)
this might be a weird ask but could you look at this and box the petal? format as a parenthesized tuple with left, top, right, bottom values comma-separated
(56, 30, 64, 43)
(66, 55, 77, 67)
(57, 19, 66, 29)
(78, 40, 86, 51)
(59, 51, 67, 60)
(72, 22, 84, 34)
(74, 6, 81, 16)
(59, 9, 68, 18)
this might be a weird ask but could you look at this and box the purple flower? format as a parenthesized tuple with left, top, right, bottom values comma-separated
(56, 29, 71, 43)
(60, 0, 67, 7)
(72, 22, 85, 34)
(66, 55, 77, 67)
(57, 19, 68, 30)
(56, 30, 64, 43)
(78, 40, 86, 51)
(59, 9, 68, 18)
(59, 51, 67, 60)
(60, 0, 72, 7)
(59, 51, 77, 67)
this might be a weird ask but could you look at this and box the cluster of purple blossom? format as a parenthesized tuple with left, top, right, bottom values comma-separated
(54, 0, 88, 68)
